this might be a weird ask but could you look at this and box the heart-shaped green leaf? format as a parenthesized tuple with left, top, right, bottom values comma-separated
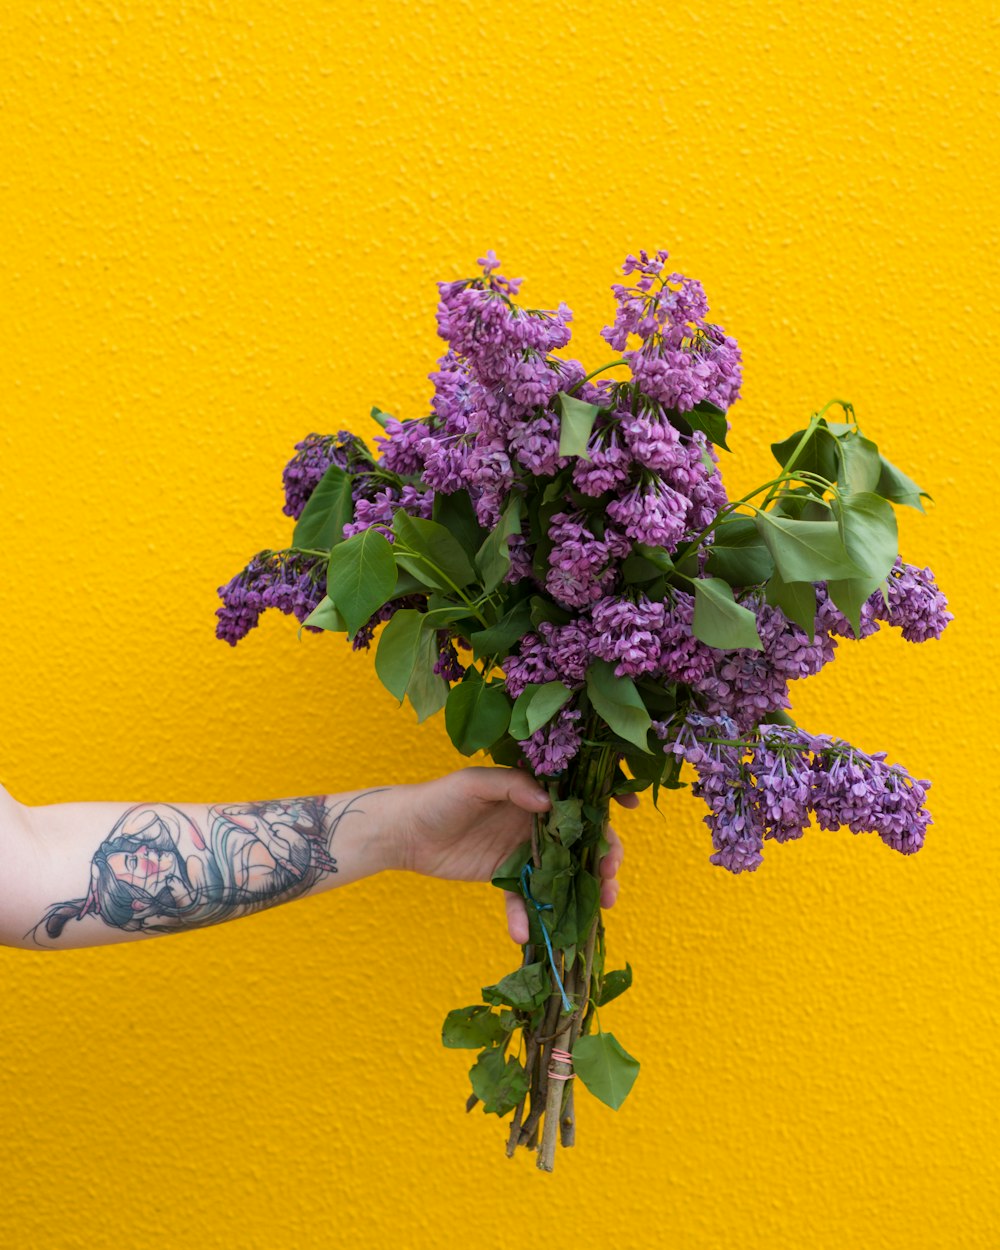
(692, 577, 764, 651)
(327, 527, 397, 635)
(572, 1032, 640, 1110)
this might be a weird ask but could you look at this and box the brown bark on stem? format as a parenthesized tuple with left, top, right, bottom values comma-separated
(536, 1009, 574, 1171)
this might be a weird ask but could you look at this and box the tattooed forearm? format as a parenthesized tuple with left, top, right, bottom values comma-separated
(27, 789, 390, 946)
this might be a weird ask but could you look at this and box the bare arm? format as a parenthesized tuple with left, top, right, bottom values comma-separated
(0, 768, 626, 952)
(3, 784, 402, 950)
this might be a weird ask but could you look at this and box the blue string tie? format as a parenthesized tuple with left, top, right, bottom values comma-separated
(520, 862, 573, 1014)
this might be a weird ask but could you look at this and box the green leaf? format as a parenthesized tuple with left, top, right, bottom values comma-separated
(529, 595, 572, 628)
(482, 962, 550, 1011)
(572, 1032, 640, 1110)
(754, 511, 863, 583)
(509, 680, 573, 741)
(826, 574, 883, 639)
(390, 568, 427, 597)
(876, 455, 930, 511)
(585, 660, 653, 754)
(836, 431, 882, 494)
(556, 392, 602, 459)
(692, 578, 764, 651)
(771, 487, 825, 519)
(444, 671, 512, 755)
(598, 963, 633, 1007)
(468, 1048, 530, 1117)
(392, 511, 476, 592)
(622, 554, 664, 586)
(486, 735, 525, 770)
(420, 604, 478, 630)
(301, 595, 347, 632)
(705, 516, 775, 587)
(374, 608, 424, 702)
(327, 527, 397, 636)
(687, 400, 730, 450)
(292, 464, 356, 551)
(490, 841, 532, 894)
(442, 1005, 507, 1050)
(406, 626, 450, 722)
(765, 571, 817, 639)
(826, 490, 897, 638)
(432, 491, 487, 565)
(475, 495, 523, 593)
(573, 872, 600, 943)
(620, 745, 660, 795)
(469, 599, 534, 662)
(634, 543, 675, 574)
(369, 405, 393, 430)
(833, 491, 899, 582)
(532, 841, 575, 951)
(771, 423, 839, 482)
(549, 795, 583, 848)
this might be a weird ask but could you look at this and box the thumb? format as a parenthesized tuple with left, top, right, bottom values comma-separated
(475, 766, 551, 812)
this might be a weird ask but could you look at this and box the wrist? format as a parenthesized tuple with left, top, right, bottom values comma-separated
(320, 786, 408, 881)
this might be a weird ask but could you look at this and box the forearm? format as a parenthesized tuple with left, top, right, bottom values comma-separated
(3, 785, 405, 951)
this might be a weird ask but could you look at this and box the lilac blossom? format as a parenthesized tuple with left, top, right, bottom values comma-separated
(216, 551, 325, 645)
(502, 634, 559, 700)
(343, 485, 433, 539)
(877, 558, 953, 642)
(656, 592, 718, 686)
(503, 533, 535, 585)
(508, 411, 565, 476)
(607, 478, 690, 549)
(658, 717, 933, 872)
(572, 426, 632, 496)
(434, 636, 467, 683)
(659, 713, 765, 873)
(522, 707, 583, 777)
(749, 728, 815, 843)
(591, 594, 666, 678)
(501, 619, 595, 698)
(282, 432, 372, 520)
(545, 510, 615, 608)
(810, 736, 931, 855)
(374, 417, 432, 477)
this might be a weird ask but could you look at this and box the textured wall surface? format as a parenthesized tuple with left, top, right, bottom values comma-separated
(1, 2, 996, 1247)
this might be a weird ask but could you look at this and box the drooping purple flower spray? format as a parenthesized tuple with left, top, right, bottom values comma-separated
(218, 247, 951, 874)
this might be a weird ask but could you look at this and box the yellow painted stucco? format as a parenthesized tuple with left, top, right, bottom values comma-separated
(1, 2, 996, 1246)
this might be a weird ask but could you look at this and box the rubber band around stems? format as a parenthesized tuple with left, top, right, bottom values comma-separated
(547, 1047, 574, 1081)
(519, 863, 574, 1014)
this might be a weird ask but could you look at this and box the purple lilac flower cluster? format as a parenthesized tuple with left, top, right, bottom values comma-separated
(658, 716, 932, 873)
(216, 249, 950, 859)
(216, 551, 325, 645)
(816, 557, 954, 642)
(282, 431, 375, 520)
(602, 249, 743, 413)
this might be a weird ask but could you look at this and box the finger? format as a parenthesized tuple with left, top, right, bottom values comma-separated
(469, 765, 551, 814)
(599, 824, 624, 879)
(505, 890, 530, 945)
(600, 877, 620, 909)
(613, 791, 640, 809)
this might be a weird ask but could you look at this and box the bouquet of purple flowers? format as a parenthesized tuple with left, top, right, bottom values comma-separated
(218, 249, 950, 1171)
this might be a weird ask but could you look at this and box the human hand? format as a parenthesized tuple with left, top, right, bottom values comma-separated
(388, 766, 637, 942)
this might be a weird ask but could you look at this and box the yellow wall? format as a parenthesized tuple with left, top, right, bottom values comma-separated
(1, 3, 995, 1246)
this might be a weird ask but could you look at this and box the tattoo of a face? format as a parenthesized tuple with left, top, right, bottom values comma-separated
(29, 790, 387, 946)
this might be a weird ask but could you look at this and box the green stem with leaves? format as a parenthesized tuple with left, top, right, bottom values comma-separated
(533, 727, 617, 1172)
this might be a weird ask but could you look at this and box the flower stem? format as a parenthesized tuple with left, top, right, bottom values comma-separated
(565, 359, 628, 394)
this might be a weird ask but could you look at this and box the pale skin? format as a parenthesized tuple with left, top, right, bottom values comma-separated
(0, 767, 632, 951)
